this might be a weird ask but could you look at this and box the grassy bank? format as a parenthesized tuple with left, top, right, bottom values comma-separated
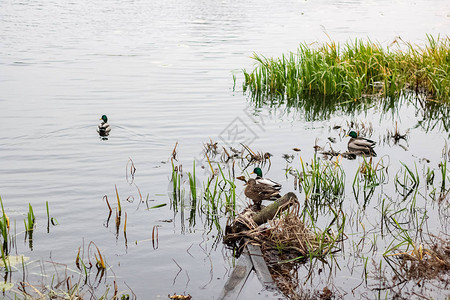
(243, 35, 450, 102)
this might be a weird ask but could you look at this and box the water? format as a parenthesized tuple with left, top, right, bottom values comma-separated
(0, 0, 449, 298)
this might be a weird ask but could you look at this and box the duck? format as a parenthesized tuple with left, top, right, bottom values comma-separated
(347, 130, 376, 156)
(244, 178, 281, 208)
(97, 115, 111, 136)
(252, 167, 282, 190)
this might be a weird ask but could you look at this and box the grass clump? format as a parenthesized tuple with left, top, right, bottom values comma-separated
(297, 154, 345, 216)
(243, 35, 450, 102)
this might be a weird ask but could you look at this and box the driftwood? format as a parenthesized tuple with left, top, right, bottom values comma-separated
(225, 192, 298, 235)
(252, 192, 297, 225)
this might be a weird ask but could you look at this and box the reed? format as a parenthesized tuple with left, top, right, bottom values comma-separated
(89, 242, 106, 270)
(394, 162, 420, 200)
(297, 154, 345, 219)
(316, 205, 344, 255)
(439, 156, 448, 190)
(187, 161, 198, 228)
(352, 156, 388, 206)
(188, 160, 197, 203)
(0, 196, 9, 257)
(46, 201, 50, 233)
(203, 175, 222, 231)
(217, 164, 236, 216)
(383, 217, 425, 261)
(243, 35, 450, 102)
(170, 160, 184, 212)
(115, 185, 122, 214)
(24, 203, 35, 233)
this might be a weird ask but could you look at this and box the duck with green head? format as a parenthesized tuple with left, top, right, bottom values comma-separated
(347, 130, 376, 156)
(97, 115, 111, 136)
(252, 167, 282, 190)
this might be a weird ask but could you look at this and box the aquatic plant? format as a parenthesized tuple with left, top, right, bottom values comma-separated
(217, 163, 237, 216)
(243, 35, 450, 103)
(0, 196, 10, 257)
(352, 156, 388, 206)
(170, 160, 185, 212)
(188, 160, 197, 203)
(24, 204, 34, 231)
(383, 218, 449, 281)
(297, 154, 345, 214)
(203, 174, 222, 231)
(394, 162, 420, 200)
(115, 184, 122, 214)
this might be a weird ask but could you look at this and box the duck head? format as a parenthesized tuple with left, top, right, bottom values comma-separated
(348, 131, 358, 138)
(252, 167, 263, 178)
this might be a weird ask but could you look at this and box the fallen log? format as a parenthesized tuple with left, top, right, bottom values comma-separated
(252, 192, 298, 225)
(225, 192, 298, 235)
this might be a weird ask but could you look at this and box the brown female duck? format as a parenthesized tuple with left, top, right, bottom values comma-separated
(244, 178, 281, 208)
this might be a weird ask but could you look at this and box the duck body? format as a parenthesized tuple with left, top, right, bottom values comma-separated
(252, 167, 282, 190)
(244, 178, 281, 208)
(347, 131, 376, 156)
(97, 115, 111, 136)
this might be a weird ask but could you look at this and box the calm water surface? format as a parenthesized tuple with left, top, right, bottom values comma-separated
(1, 0, 449, 298)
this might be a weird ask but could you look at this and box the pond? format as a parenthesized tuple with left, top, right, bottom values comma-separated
(0, 0, 449, 299)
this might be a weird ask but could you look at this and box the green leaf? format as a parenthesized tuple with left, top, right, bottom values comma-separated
(147, 203, 167, 209)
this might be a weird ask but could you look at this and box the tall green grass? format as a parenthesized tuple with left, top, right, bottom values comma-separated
(352, 157, 388, 206)
(24, 204, 35, 233)
(394, 162, 420, 200)
(298, 154, 345, 203)
(243, 35, 450, 102)
(296, 154, 345, 220)
(0, 196, 10, 270)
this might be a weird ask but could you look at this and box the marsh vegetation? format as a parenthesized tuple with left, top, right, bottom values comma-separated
(163, 136, 450, 299)
(243, 36, 450, 103)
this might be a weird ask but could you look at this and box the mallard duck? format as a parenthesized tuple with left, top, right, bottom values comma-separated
(244, 178, 281, 208)
(97, 115, 111, 136)
(347, 131, 376, 156)
(252, 167, 282, 190)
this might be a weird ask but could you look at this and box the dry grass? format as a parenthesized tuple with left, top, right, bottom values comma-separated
(391, 234, 450, 281)
(224, 203, 341, 299)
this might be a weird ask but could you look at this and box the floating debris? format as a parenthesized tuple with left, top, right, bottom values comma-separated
(313, 138, 323, 152)
(204, 138, 219, 156)
(168, 293, 192, 300)
(346, 120, 374, 138)
(241, 144, 272, 167)
(236, 175, 246, 182)
(171, 142, 179, 161)
(385, 122, 409, 145)
(282, 153, 295, 163)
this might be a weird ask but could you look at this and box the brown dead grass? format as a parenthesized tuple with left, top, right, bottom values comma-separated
(395, 234, 450, 281)
(224, 204, 341, 299)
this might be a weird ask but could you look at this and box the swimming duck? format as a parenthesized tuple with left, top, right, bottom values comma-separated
(244, 178, 281, 208)
(97, 115, 111, 136)
(347, 131, 376, 156)
(252, 167, 282, 190)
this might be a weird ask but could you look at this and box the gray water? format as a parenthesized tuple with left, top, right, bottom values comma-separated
(1, 0, 449, 298)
